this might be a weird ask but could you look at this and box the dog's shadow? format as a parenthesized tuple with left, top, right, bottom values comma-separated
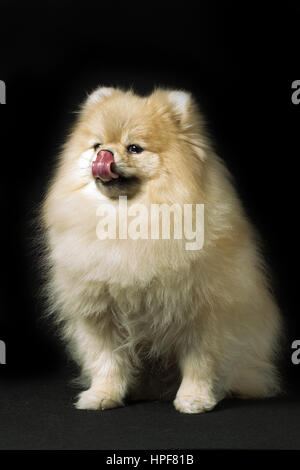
(127, 394, 291, 414)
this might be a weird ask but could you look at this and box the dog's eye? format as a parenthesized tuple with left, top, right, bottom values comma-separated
(127, 144, 143, 154)
(93, 143, 101, 151)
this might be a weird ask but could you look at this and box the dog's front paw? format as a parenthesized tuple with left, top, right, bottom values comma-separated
(75, 388, 123, 410)
(173, 394, 217, 414)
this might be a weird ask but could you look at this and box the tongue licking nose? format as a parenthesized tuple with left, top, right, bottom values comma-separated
(92, 150, 119, 182)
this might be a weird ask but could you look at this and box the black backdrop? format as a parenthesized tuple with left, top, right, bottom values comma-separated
(0, 2, 300, 387)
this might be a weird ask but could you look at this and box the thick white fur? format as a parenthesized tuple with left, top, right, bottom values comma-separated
(41, 87, 283, 413)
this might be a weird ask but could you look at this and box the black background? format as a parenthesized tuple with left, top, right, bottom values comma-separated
(1, 1, 300, 389)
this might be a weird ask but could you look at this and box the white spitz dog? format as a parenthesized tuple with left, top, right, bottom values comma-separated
(41, 87, 282, 413)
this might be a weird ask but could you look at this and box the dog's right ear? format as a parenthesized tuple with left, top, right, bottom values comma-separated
(83, 86, 116, 110)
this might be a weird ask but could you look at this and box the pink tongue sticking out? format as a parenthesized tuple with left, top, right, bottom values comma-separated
(92, 150, 119, 182)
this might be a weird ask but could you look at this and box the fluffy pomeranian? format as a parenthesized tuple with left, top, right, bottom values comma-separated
(41, 86, 282, 413)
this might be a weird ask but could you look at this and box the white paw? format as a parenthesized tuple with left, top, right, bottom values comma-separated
(75, 388, 123, 410)
(174, 395, 217, 414)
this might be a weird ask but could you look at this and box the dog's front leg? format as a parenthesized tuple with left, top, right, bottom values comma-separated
(71, 316, 132, 410)
(174, 343, 221, 414)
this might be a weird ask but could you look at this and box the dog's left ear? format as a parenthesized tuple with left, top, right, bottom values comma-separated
(168, 90, 192, 119)
(167, 90, 196, 129)
(167, 89, 207, 161)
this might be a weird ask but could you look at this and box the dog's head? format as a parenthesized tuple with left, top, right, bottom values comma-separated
(64, 87, 209, 203)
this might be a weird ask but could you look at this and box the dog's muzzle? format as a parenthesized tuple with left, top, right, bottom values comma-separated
(92, 150, 120, 182)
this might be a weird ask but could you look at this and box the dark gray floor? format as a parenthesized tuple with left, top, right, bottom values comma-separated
(1, 368, 300, 450)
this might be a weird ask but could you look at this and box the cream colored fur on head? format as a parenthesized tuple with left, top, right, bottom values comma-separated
(42, 86, 283, 413)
